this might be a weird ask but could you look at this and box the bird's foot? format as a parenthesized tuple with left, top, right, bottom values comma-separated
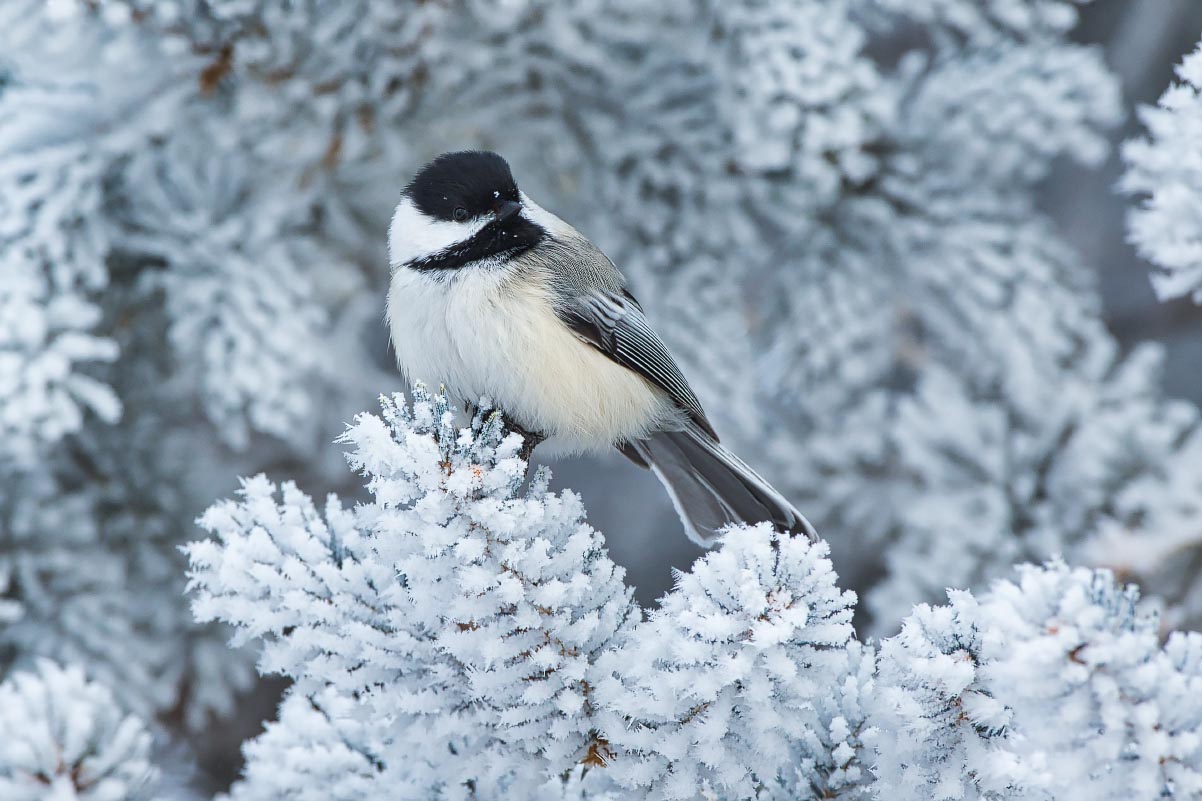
(517, 430, 546, 465)
(506, 419, 547, 465)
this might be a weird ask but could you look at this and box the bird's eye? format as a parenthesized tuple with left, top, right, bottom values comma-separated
(452, 207, 469, 222)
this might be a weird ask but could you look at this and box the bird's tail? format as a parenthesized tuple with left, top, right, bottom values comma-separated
(628, 423, 817, 547)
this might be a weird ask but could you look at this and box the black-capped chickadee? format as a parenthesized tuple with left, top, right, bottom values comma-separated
(387, 151, 815, 546)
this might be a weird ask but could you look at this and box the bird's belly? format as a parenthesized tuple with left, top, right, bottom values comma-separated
(388, 272, 677, 454)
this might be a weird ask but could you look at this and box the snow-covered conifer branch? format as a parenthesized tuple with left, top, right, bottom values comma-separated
(188, 389, 874, 799)
(594, 524, 870, 800)
(1123, 41, 1202, 304)
(189, 388, 1202, 800)
(0, 660, 160, 801)
(6, 0, 1202, 793)
(190, 388, 640, 796)
(112, 121, 331, 447)
(0, 1, 174, 465)
(835, 344, 1202, 632)
(873, 561, 1202, 801)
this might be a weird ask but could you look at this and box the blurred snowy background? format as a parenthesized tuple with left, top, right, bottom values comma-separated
(3, 0, 1202, 796)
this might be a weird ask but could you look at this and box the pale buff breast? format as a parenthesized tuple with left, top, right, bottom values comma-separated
(388, 265, 679, 455)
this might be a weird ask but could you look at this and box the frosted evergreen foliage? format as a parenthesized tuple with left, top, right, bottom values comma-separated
(189, 389, 640, 797)
(0, 0, 352, 732)
(0, 264, 119, 469)
(757, 0, 1119, 419)
(223, 689, 383, 801)
(595, 525, 866, 800)
(873, 561, 1202, 801)
(1123, 42, 1202, 304)
(0, 458, 258, 728)
(0, 660, 159, 801)
(1084, 423, 1202, 631)
(737, 0, 1133, 631)
(113, 122, 330, 446)
(5, 0, 1202, 792)
(119, 0, 460, 155)
(834, 343, 1202, 631)
(0, 1, 168, 466)
(188, 391, 874, 800)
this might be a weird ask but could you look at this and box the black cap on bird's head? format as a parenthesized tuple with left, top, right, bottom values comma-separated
(405, 150, 523, 225)
(392, 151, 543, 271)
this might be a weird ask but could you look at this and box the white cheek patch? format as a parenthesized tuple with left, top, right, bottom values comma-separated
(388, 198, 490, 268)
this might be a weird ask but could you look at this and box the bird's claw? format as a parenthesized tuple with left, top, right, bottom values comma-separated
(517, 430, 546, 465)
(505, 418, 546, 466)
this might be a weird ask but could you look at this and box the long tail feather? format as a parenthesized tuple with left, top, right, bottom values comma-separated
(629, 423, 816, 546)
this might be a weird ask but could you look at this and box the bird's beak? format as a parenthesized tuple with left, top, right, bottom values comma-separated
(495, 199, 522, 223)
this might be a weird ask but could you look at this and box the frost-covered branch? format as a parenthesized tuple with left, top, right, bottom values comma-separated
(188, 390, 872, 800)
(800, 343, 1202, 632)
(874, 561, 1202, 800)
(594, 524, 869, 800)
(1123, 41, 1202, 304)
(189, 390, 1202, 800)
(190, 388, 640, 795)
(0, 660, 159, 801)
(7, 0, 1202, 792)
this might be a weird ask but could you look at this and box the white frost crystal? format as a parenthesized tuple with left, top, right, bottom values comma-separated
(0, 661, 159, 801)
(1124, 43, 1202, 303)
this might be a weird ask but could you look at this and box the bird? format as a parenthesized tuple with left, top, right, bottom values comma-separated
(387, 150, 815, 546)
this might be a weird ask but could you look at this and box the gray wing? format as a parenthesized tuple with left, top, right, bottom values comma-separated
(556, 287, 719, 440)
